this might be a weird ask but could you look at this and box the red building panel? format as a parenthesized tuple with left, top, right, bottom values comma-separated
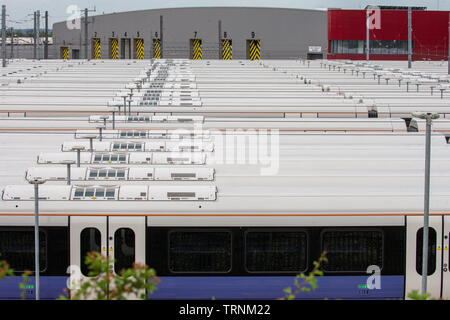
(328, 9, 450, 61)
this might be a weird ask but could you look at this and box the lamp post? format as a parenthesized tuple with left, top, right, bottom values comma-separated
(27, 178, 47, 300)
(412, 111, 440, 296)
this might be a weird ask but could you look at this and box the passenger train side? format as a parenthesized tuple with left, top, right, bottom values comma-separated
(0, 214, 448, 299)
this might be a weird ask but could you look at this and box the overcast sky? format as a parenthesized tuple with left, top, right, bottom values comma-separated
(2, 0, 448, 28)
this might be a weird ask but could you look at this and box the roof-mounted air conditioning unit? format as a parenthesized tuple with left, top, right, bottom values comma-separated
(148, 186, 217, 201)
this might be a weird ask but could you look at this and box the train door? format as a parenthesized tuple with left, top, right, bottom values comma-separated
(405, 216, 442, 299)
(442, 216, 450, 299)
(69, 216, 145, 299)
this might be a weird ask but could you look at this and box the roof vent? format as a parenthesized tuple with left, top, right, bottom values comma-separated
(154, 167, 214, 181)
(148, 186, 217, 200)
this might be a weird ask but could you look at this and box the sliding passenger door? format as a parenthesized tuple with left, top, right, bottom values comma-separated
(405, 216, 442, 299)
(442, 216, 450, 299)
(69, 216, 108, 299)
(108, 216, 145, 269)
(108, 216, 146, 299)
(69, 216, 146, 299)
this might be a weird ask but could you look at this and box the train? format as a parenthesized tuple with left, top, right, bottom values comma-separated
(1, 58, 450, 300)
(0, 129, 449, 300)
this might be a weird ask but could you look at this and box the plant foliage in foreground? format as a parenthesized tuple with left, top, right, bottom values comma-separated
(280, 251, 328, 300)
(60, 252, 160, 300)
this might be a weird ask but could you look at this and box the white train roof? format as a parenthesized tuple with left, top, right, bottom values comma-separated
(3, 59, 450, 216)
(3, 59, 450, 119)
(2, 185, 217, 201)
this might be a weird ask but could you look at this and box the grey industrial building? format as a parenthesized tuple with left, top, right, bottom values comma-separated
(52, 7, 328, 60)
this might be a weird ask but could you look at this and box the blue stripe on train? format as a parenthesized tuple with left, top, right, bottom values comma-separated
(0, 276, 68, 300)
(150, 276, 404, 300)
(0, 276, 404, 300)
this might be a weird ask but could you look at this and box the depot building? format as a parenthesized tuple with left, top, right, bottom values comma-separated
(52, 6, 450, 61)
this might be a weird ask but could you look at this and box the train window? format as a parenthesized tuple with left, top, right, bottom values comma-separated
(114, 228, 135, 274)
(0, 229, 47, 272)
(80, 228, 101, 276)
(110, 155, 118, 162)
(321, 230, 383, 272)
(168, 231, 231, 273)
(74, 188, 84, 197)
(96, 155, 105, 162)
(116, 170, 125, 178)
(245, 231, 307, 273)
(84, 188, 95, 197)
(95, 188, 105, 197)
(98, 170, 107, 178)
(89, 170, 98, 178)
(105, 188, 115, 198)
(416, 227, 437, 276)
(119, 155, 127, 162)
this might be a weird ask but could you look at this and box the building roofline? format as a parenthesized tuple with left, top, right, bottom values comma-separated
(53, 6, 328, 25)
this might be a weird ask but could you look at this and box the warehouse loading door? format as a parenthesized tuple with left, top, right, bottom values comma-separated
(134, 38, 144, 59)
(121, 38, 131, 59)
(307, 52, 323, 60)
(91, 38, 101, 60)
(72, 49, 80, 59)
(153, 38, 161, 59)
(221, 39, 232, 60)
(109, 38, 119, 59)
(60, 47, 69, 60)
(190, 39, 202, 60)
(246, 39, 261, 60)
